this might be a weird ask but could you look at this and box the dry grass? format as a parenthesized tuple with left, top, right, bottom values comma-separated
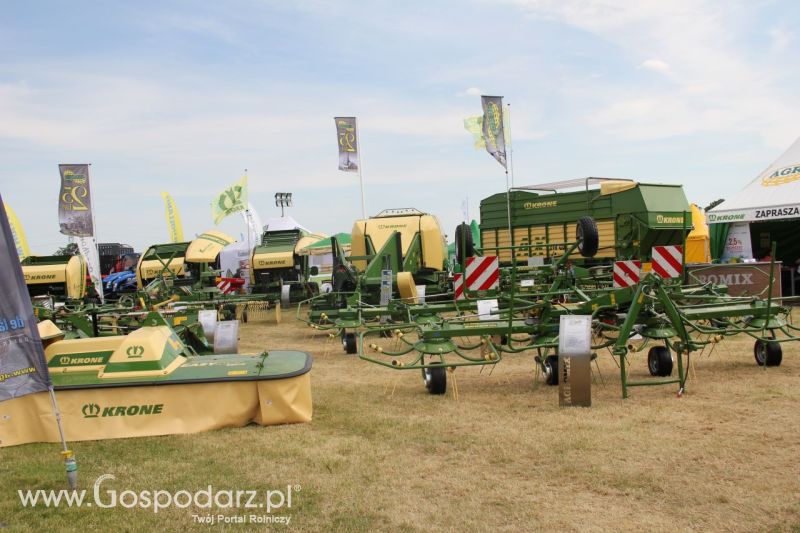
(1, 310, 799, 532)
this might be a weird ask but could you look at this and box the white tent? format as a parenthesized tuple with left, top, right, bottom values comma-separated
(260, 216, 308, 233)
(708, 137, 800, 223)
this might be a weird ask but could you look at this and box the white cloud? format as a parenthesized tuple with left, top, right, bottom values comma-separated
(639, 58, 671, 74)
(503, 0, 800, 148)
(768, 27, 791, 52)
(456, 86, 483, 97)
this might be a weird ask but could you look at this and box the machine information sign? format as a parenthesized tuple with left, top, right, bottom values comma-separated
(213, 321, 239, 355)
(477, 299, 498, 321)
(558, 315, 592, 407)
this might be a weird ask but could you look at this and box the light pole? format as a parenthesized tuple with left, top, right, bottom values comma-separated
(275, 192, 292, 217)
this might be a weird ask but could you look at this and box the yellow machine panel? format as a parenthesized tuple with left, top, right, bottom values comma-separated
(483, 220, 617, 261)
(137, 257, 185, 287)
(44, 336, 125, 373)
(185, 230, 235, 263)
(252, 251, 294, 269)
(23, 264, 66, 284)
(418, 215, 446, 270)
(351, 210, 446, 271)
(22, 255, 86, 299)
(350, 220, 368, 270)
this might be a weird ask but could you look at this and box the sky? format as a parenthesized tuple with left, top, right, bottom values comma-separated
(1, 0, 799, 252)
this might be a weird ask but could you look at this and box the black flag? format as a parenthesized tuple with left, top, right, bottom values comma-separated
(481, 96, 507, 169)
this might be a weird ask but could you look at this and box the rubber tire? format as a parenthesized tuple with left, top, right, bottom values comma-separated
(647, 346, 673, 377)
(754, 340, 782, 367)
(343, 332, 358, 354)
(576, 216, 599, 258)
(423, 365, 447, 395)
(544, 355, 559, 386)
(455, 223, 474, 265)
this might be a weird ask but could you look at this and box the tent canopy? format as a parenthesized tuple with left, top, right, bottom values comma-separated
(261, 216, 308, 232)
(708, 136, 800, 223)
(299, 232, 351, 256)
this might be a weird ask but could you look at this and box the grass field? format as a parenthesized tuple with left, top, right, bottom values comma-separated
(1, 311, 799, 532)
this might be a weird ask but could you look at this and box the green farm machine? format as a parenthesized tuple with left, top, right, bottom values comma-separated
(300, 179, 797, 399)
(304, 208, 450, 339)
(250, 227, 327, 305)
(477, 178, 690, 265)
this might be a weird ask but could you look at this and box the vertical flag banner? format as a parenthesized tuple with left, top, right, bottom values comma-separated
(463, 116, 485, 150)
(480, 96, 507, 169)
(3, 203, 30, 259)
(335, 117, 359, 172)
(57, 164, 94, 237)
(76, 236, 104, 303)
(212, 176, 248, 225)
(161, 192, 185, 243)
(0, 193, 51, 402)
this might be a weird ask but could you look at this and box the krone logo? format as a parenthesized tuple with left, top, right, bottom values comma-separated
(126, 345, 145, 357)
(82, 403, 100, 418)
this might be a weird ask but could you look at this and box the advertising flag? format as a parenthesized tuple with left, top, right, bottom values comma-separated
(76, 236, 104, 303)
(0, 193, 51, 403)
(161, 192, 185, 243)
(58, 164, 94, 237)
(212, 176, 248, 225)
(480, 96, 507, 169)
(335, 117, 359, 172)
(463, 116, 485, 150)
(3, 203, 30, 259)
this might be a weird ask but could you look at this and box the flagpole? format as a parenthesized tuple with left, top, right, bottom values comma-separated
(355, 117, 367, 219)
(47, 386, 78, 488)
(506, 103, 515, 189)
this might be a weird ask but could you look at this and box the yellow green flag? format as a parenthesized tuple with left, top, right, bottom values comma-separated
(211, 176, 248, 225)
(3, 203, 30, 259)
(161, 192, 185, 243)
(463, 116, 485, 150)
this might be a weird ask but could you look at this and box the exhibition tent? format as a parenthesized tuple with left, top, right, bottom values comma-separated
(708, 136, 800, 261)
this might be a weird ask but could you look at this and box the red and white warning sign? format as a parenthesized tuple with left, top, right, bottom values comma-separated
(465, 256, 500, 291)
(454, 273, 464, 300)
(651, 245, 683, 279)
(216, 277, 245, 295)
(613, 260, 641, 288)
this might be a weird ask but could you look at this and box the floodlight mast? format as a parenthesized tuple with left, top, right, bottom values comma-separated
(275, 192, 293, 217)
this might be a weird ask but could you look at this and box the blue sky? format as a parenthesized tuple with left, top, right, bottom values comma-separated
(2, 0, 799, 251)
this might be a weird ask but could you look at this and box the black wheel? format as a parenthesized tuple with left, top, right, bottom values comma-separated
(423, 365, 447, 395)
(343, 332, 358, 354)
(454, 223, 474, 265)
(576, 216, 599, 258)
(647, 346, 673, 377)
(544, 355, 559, 386)
(754, 340, 782, 367)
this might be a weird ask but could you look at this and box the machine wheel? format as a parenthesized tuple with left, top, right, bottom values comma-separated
(423, 365, 447, 395)
(576, 217, 599, 258)
(343, 332, 358, 354)
(754, 340, 782, 367)
(455, 223, 474, 264)
(544, 355, 559, 386)
(647, 346, 673, 377)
